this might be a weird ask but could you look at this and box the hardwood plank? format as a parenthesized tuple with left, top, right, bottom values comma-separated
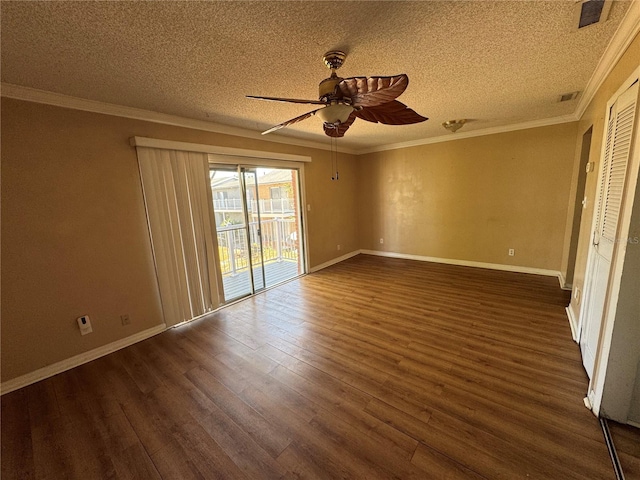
(424, 409, 588, 479)
(25, 379, 61, 428)
(609, 421, 640, 458)
(411, 443, 488, 480)
(1, 255, 619, 479)
(609, 421, 640, 480)
(185, 365, 292, 458)
(307, 408, 426, 479)
(1, 390, 34, 480)
(239, 386, 378, 479)
(195, 408, 286, 480)
(435, 385, 612, 478)
(31, 411, 122, 480)
(215, 349, 319, 422)
(277, 443, 343, 479)
(619, 452, 640, 480)
(110, 444, 162, 480)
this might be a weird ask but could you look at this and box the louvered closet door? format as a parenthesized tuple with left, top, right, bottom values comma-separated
(595, 82, 639, 260)
(580, 80, 638, 377)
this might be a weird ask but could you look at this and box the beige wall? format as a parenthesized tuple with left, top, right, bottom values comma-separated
(566, 32, 640, 321)
(3, 34, 637, 387)
(561, 32, 640, 423)
(1, 99, 359, 382)
(357, 123, 578, 270)
(577, 32, 640, 424)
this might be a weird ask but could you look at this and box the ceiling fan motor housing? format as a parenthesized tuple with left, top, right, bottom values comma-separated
(319, 51, 347, 102)
(319, 75, 344, 101)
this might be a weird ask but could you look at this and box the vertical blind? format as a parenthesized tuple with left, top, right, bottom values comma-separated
(136, 147, 222, 326)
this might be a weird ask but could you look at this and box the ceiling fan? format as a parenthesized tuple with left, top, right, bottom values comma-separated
(247, 51, 428, 137)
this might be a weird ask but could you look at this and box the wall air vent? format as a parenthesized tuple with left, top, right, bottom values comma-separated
(558, 91, 581, 102)
(574, 0, 612, 30)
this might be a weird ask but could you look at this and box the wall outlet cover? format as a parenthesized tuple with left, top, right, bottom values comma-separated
(77, 315, 93, 335)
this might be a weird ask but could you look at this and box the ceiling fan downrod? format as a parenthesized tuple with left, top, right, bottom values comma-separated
(319, 51, 347, 102)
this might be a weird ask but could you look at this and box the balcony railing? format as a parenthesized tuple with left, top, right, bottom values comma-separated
(213, 198, 295, 214)
(216, 218, 299, 276)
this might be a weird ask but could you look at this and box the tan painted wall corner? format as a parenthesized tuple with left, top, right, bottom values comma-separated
(357, 122, 579, 271)
(1, 98, 359, 383)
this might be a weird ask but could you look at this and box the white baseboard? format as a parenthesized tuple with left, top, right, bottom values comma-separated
(566, 306, 579, 342)
(309, 250, 360, 273)
(2, 250, 567, 395)
(558, 271, 573, 291)
(360, 249, 561, 278)
(0, 324, 167, 395)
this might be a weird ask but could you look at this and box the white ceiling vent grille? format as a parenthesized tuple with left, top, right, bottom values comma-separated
(574, 0, 612, 30)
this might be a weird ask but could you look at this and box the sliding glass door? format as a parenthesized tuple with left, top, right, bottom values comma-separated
(210, 168, 253, 300)
(210, 165, 305, 303)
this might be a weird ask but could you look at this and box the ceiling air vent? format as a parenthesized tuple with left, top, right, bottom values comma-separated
(558, 91, 581, 102)
(558, 92, 580, 102)
(574, 0, 612, 29)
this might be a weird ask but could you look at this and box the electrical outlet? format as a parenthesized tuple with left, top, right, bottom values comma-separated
(508, 248, 515, 256)
(77, 315, 93, 335)
(121, 314, 130, 326)
(337, 244, 341, 251)
(380, 238, 384, 244)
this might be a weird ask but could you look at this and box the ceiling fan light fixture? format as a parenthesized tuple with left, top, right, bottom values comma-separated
(249, 51, 428, 137)
(317, 103, 354, 124)
(442, 119, 467, 133)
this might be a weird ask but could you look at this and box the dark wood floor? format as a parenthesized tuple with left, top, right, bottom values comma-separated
(1, 254, 623, 479)
(609, 421, 640, 479)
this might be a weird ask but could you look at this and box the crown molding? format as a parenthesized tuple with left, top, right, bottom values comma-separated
(357, 114, 578, 155)
(0, 83, 359, 155)
(575, 1, 640, 119)
(3, 0, 638, 161)
(0, 82, 580, 156)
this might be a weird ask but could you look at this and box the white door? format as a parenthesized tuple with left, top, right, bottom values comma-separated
(580, 81, 638, 377)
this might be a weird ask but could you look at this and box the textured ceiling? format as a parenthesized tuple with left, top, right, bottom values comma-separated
(0, 1, 632, 150)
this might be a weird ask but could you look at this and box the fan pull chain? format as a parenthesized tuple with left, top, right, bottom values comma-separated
(330, 136, 334, 180)
(330, 136, 335, 181)
(335, 135, 339, 180)
(330, 136, 339, 181)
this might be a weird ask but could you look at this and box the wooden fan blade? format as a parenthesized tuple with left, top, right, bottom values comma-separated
(338, 75, 409, 108)
(323, 112, 357, 137)
(354, 100, 428, 125)
(262, 108, 320, 135)
(247, 95, 326, 105)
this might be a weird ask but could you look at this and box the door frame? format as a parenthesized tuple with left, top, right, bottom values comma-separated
(579, 67, 640, 415)
(240, 167, 267, 293)
(565, 126, 593, 291)
(209, 155, 310, 302)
